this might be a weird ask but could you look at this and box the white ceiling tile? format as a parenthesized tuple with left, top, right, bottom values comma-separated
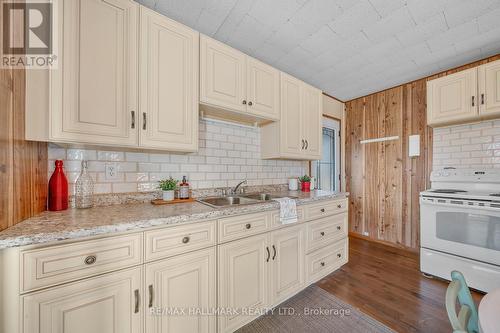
(299, 25, 341, 55)
(226, 15, 274, 53)
(289, 0, 343, 34)
(139, 0, 500, 100)
(248, 0, 302, 30)
(396, 13, 448, 47)
(426, 20, 479, 52)
(327, 0, 381, 38)
(477, 6, 500, 33)
(213, 0, 255, 42)
(363, 6, 416, 43)
(368, 0, 406, 17)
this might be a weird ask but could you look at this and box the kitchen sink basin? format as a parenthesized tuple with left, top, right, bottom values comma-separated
(198, 193, 298, 208)
(242, 193, 298, 201)
(198, 196, 260, 208)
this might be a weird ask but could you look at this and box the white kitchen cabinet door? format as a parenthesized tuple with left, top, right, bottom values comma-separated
(478, 60, 500, 118)
(139, 7, 199, 152)
(280, 73, 303, 157)
(218, 234, 270, 333)
(427, 68, 478, 126)
(269, 225, 305, 306)
(52, 0, 138, 146)
(145, 248, 216, 333)
(246, 57, 280, 120)
(200, 35, 246, 112)
(301, 83, 322, 159)
(22, 267, 142, 333)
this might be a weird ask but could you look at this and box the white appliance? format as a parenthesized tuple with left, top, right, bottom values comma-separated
(420, 169, 500, 292)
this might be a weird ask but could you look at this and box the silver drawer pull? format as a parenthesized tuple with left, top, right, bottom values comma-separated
(84, 255, 97, 265)
(182, 236, 190, 244)
(320, 262, 325, 267)
(245, 223, 251, 229)
(320, 231, 325, 236)
(320, 208, 325, 213)
(148, 285, 154, 308)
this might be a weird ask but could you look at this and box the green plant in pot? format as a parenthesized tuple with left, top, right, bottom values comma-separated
(159, 177, 178, 201)
(299, 175, 311, 192)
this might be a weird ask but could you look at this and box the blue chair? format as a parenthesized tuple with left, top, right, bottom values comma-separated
(445, 271, 479, 333)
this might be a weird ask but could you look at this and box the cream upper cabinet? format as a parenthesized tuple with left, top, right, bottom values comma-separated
(218, 234, 269, 333)
(478, 60, 500, 118)
(269, 225, 305, 306)
(51, 0, 139, 146)
(139, 7, 199, 152)
(200, 35, 280, 124)
(280, 73, 303, 157)
(246, 57, 280, 120)
(22, 267, 142, 333)
(301, 83, 322, 159)
(427, 68, 478, 127)
(261, 73, 322, 160)
(200, 35, 246, 113)
(145, 248, 216, 333)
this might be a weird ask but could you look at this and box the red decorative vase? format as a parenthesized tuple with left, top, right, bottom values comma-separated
(301, 181, 311, 192)
(48, 160, 68, 211)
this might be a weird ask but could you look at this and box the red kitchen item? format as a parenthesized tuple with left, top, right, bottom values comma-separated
(301, 181, 311, 192)
(48, 160, 68, 211)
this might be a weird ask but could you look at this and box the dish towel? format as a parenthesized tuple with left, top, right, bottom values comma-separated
(274, 197, 298, 225)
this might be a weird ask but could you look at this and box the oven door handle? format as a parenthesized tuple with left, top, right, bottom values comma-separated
(420, 200, 500, 213)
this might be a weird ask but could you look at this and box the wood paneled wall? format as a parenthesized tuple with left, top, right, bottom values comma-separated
(0, 69, 48, 232)
(345, 54, 500, 250)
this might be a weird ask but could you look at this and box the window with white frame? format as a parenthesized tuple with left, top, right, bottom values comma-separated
(311, 117, 340, 192)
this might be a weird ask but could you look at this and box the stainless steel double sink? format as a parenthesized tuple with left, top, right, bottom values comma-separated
(198, 193, 297, 208)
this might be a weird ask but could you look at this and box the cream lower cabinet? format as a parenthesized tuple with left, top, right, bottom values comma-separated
(145, 247, 216, 333)
(22, 267, 143, 333)
(269, 225, 305, 305)
(218, 224, 306, 333)
(218, 234, 270, 333)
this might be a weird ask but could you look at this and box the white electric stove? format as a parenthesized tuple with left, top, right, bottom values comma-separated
(420, 169, 500, 292)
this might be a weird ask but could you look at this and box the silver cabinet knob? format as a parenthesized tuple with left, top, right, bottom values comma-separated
(245, 223, 251, 230)
(320, 262, 325, 267)
(182, 236, 190, 244)
(337, 253, 342, 258)
(248, 101, 253, 106)
(320, 208, 325, 213)
(320, 231, 325, 236)
(337, 226, 341, 231)
(242, 100, 247, 105)
(337, 204, 342, 209)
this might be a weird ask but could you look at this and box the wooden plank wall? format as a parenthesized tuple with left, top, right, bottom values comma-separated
(0, 66, 48, 232)
(345, 54, 500, 250)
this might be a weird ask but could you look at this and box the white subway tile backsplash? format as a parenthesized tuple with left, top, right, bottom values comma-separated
(49, 119, 308, 193)
(433, 119, 500, 170)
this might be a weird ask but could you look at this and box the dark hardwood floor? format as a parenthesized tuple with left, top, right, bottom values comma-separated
(316, 237, 483, 333)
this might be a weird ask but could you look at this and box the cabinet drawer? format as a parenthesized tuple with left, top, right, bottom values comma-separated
(21, 234, 142, 292)
(145, 220, 216, 262)
(305, 198, 347, 220)
(306, 213, 347, 253)
(270, 207, 305, 228)
(218, 212, 270, 243)
(305, 238, 348, 284)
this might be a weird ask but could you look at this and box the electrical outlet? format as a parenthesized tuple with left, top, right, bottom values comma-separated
(105, 163, 119, 180)
(362, 231, 369, 237)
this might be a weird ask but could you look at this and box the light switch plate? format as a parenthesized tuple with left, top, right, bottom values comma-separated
(409, 135, 420, 157)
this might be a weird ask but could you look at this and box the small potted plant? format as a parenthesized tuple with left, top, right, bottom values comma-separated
(299, 175, 312, 192)
(159, 177, 178, 201)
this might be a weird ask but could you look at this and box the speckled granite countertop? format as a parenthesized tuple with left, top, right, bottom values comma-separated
(0, 191, 348, 249)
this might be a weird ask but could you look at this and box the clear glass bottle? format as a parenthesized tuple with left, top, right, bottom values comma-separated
(75, 160, 94, 209)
